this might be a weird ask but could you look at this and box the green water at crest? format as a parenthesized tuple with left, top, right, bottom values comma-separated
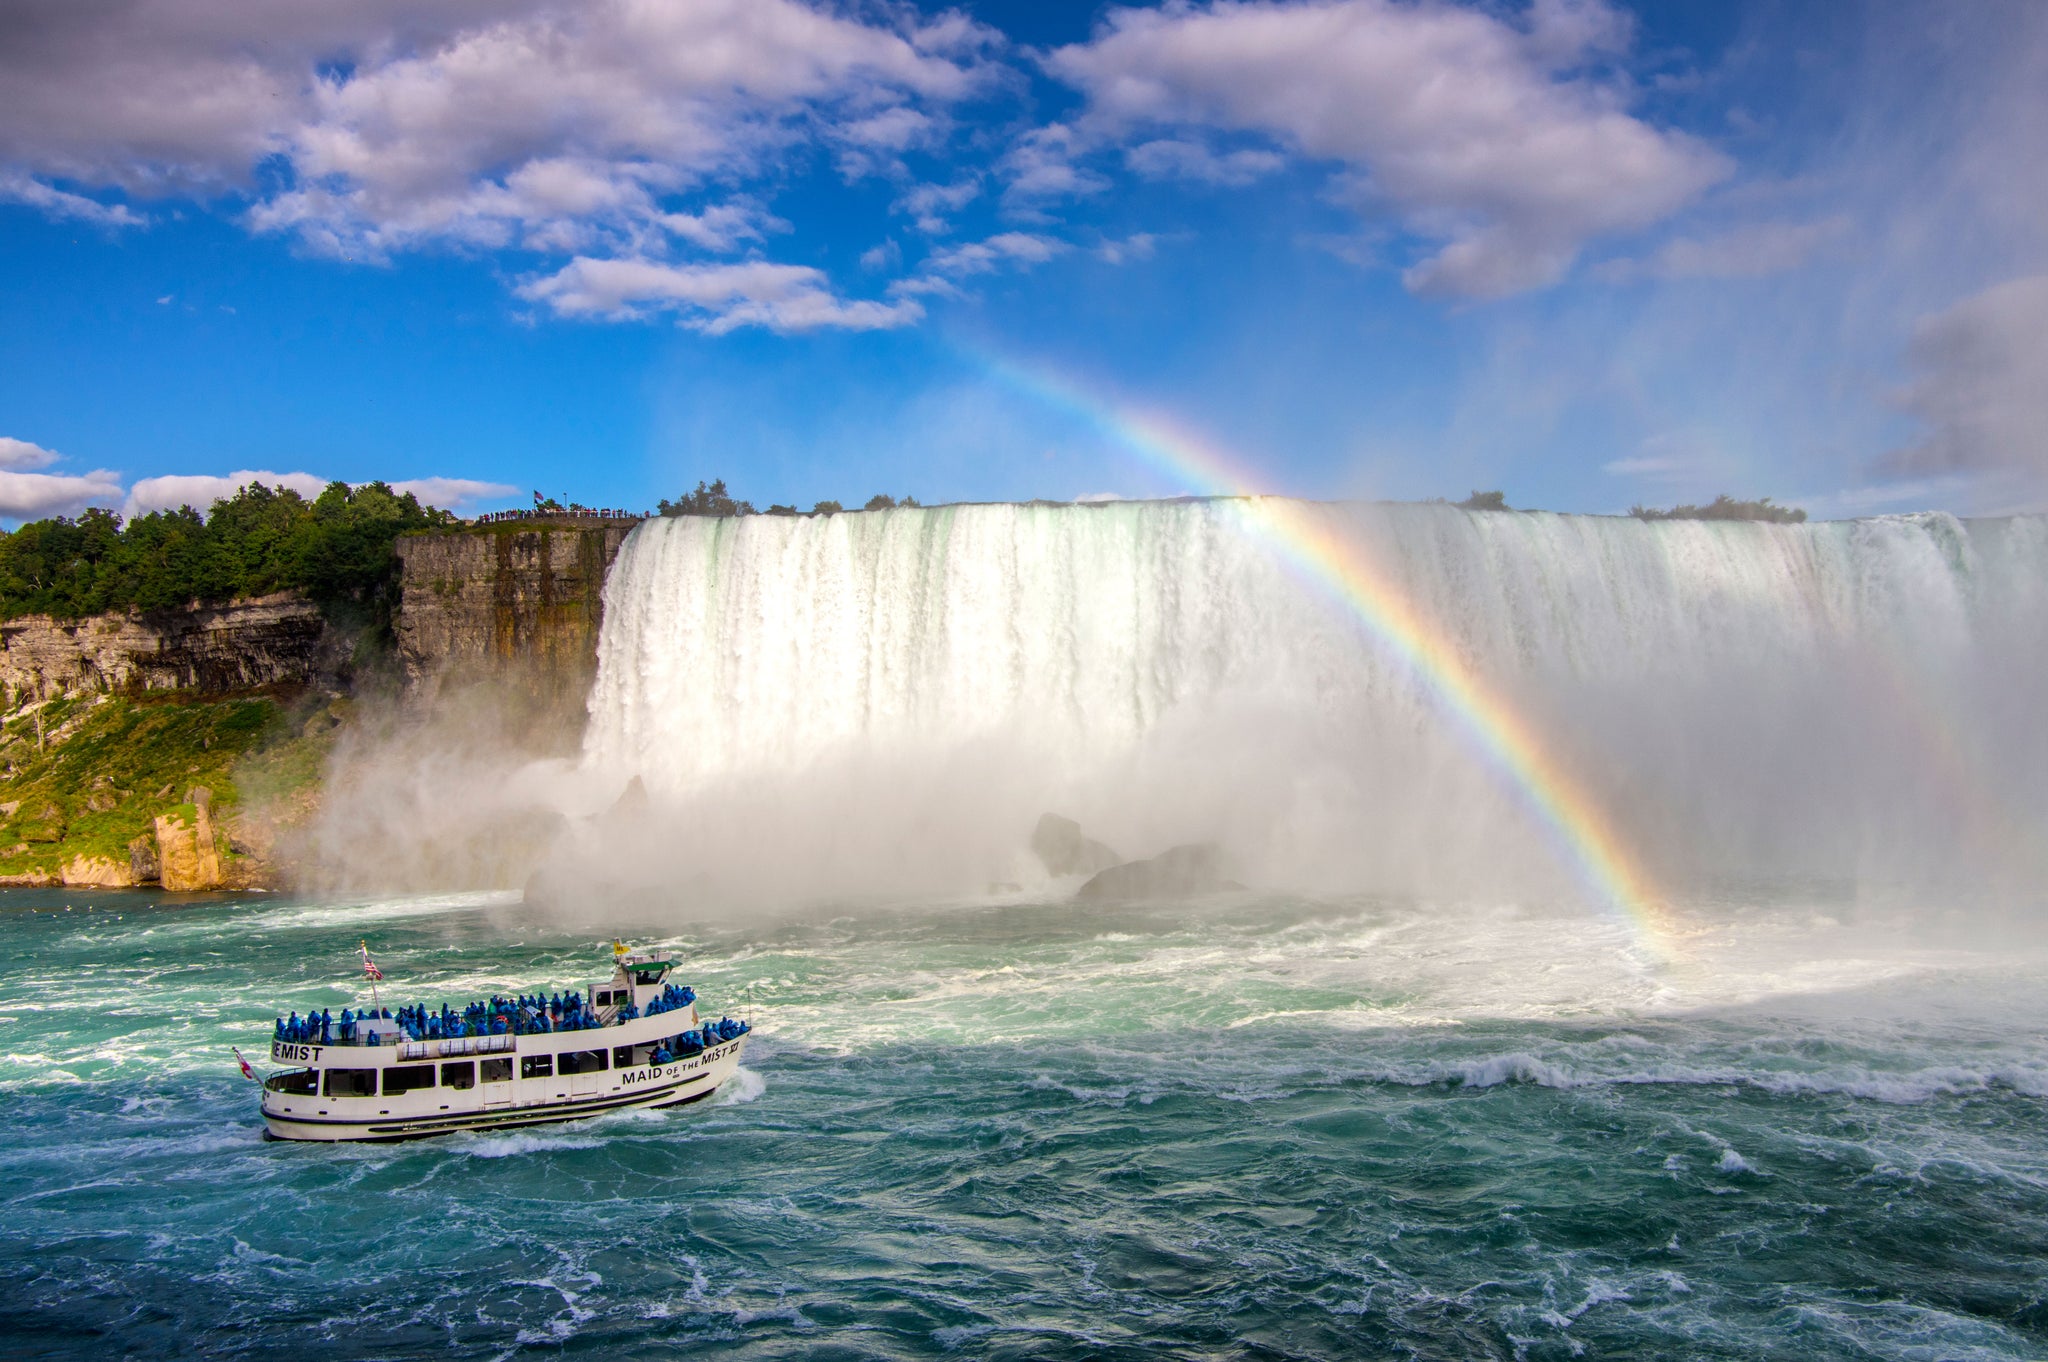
(2, 887, 2045, 1360)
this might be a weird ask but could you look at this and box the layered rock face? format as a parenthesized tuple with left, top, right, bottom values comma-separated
(394, 521, 639, 743)
(0, 593, 328, 705)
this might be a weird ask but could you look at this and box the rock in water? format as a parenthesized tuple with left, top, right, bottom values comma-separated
(1031, 813, 1121, 877)
(1074, 843, 1241, 901)
(607, 775, 651, 818)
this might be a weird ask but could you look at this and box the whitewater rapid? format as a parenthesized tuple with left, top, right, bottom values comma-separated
(5, 886, 2046, 1358)
(581, 502, 2048, 906)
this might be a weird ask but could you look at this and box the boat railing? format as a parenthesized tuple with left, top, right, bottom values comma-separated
(398, 1033, 516, 1061)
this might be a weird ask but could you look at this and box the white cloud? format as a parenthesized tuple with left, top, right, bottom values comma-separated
(0, 171, 145, 227)
(1125, 138, 1283, 186)
(839, 106, 933, 152)
(1047, 0, 1729, 298)
(517, 257, 923, 334)
(1600, 429, 1730, 483)
(390, 476, 519, 509)
(0, 436, 121, 519)
(1097, 232, 1158, 265)
(119, 468, 525, 518)
(1887, 274, 2048, 481)
(0, 1, 558, 197)
(657, 202, 781, 253)
(1597, 215, 1851, 283)
(0, 470, 124, 520)
(0, 437, 61, 471)
(124, 469, 331, 518)
(893, 231, 1067, 298)
(1602, 456, 1687, 477)
(0, 0, 991, 325)
(263, 0, 981, 259)
(1000, 123, 1109, 204)
(893, 178, 981, 234)
(922, 232, 1065, 277)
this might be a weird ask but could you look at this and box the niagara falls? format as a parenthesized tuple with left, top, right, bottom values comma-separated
(4, 0, 2047, 1357)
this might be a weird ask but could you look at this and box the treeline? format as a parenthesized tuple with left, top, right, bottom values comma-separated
(657, 480, 919, 519)
(0, 482, 451, 623)
(1449, 490, 1809, 523)
(1629, 495, 1807, 524)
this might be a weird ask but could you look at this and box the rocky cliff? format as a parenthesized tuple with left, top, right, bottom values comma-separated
(0, 592, 331, 706)
(0, 591, 350, 891)
(394, 520, 640, 745)
(0, 518, 648, 893)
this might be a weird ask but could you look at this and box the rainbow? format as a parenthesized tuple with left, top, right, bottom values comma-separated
(974, 354, 1678, 957)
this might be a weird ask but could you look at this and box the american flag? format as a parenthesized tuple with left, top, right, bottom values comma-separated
(233, 1047, 258, 1082)
(359, 941, 384, 981)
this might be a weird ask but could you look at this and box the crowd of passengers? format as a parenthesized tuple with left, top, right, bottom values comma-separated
(650, 1017, 751, 1064)
(274, 983, 700, 1046)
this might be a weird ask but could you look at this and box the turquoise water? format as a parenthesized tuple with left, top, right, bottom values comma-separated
(3, 886, 2045, 1360)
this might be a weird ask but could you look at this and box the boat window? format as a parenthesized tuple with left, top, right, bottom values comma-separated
(594, 990, 613, 1006)
(613, 1046, 636, 1068)
(558, 1049, 608, 1075)
(384, 1066, 436, 1095)
(441, 1061, 475, 1090)
(267, 1069, 318, 1095)
(325, 1068, 377, 1098)
(521, 1055, 553, 1079)
(480, 1058, 512, 1083)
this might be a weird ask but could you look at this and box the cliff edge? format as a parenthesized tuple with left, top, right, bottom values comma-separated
(394, 519, 639, 748)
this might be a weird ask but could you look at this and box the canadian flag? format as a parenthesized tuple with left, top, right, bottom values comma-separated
(234, 1047, 258, 1082)
(359, 941, 384, 981)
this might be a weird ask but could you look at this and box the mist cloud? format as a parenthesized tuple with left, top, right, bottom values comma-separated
(1596, 216, 1851, 283)
(1887, 274, 2048, 481)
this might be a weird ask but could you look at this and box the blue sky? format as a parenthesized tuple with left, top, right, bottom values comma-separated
(1, 0, 2043, 523)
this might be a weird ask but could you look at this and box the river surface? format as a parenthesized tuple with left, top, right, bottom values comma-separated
(3, 885, 2045, 1359)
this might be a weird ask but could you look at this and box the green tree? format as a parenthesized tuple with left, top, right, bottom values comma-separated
(1629, 495, 1807, 524)
(658, 479, 755, 517)
(1457, 490, 1509, 511)
(0, 481, 452, 631)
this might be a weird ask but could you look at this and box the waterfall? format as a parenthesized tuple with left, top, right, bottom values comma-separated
(582, 502, 2048, 905)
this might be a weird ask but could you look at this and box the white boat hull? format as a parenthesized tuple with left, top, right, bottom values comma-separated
(261, 1037, 747, 1143)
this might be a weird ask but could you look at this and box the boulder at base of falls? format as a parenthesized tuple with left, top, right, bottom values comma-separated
(1073, 842, 1243, 901)
(1031, 813, 1121, 877)
(606, 775, 651, 819)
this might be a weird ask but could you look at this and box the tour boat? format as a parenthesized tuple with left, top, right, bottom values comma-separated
(256, 945, 750, 1142)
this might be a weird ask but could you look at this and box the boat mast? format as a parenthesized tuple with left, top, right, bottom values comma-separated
(359, 940, 384, 1010)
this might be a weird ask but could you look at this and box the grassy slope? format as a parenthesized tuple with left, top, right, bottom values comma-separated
(0, 692, 337, 879)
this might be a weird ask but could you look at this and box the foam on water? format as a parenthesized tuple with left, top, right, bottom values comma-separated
(2, 887, 2044, 1360)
